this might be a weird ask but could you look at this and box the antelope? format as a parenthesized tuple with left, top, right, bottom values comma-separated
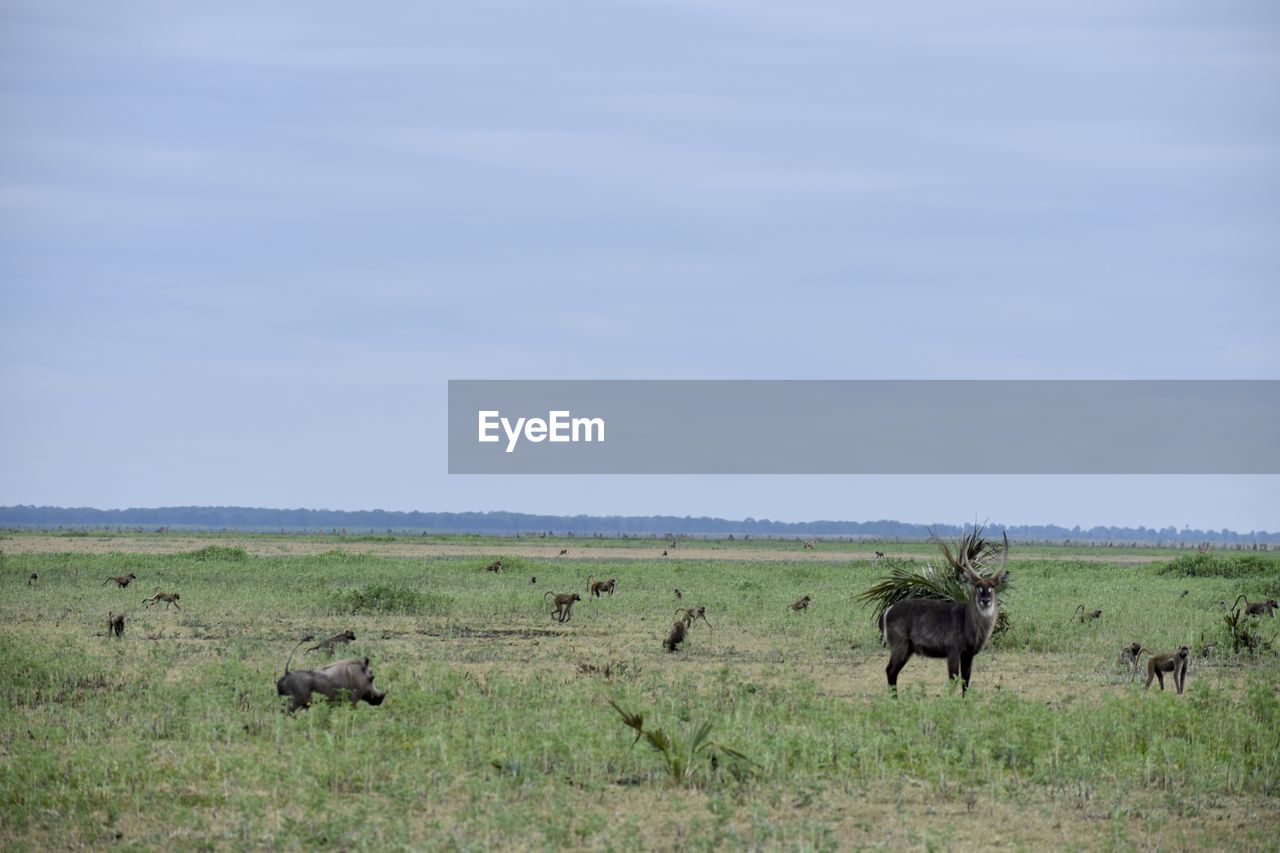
(882, 533, 1009, 695)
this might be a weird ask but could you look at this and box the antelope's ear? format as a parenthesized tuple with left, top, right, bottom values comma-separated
(993, 570, 1009, 586)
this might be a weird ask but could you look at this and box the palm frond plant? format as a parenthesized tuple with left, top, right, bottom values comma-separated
(857, 524, 1012, 636)
(608, 700, 754, 785)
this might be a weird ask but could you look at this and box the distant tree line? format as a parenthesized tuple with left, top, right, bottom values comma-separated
(0, 505, 1275, 544)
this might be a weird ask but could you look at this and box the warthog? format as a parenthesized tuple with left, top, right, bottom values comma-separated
(276, 638, 386, 712)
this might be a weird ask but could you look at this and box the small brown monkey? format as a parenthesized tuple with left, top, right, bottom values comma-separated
(661, 550, 668, 557)
(674, 606, 712, 630)
(27, 573, 38, 586)
(103, 573, 137, 588)
(308, 630, 356, 653)
(1074, 604, 1102, 622)
(874, 551, 886, 559)
(143, 589, 181, 610)
(674, 588, 683, 599)
(1145, 645, 1190, 693)
(587, 575, 617, 597)
(1180, 590, 1189, 598)
(790, 595, 812, 612)
(1118, 642, 1144, 681)
(1235, 595, 1278, 618)
(483, 560, 502, 573)
(544, 591, 581, 623)
(664, 620, 687, 653)
(558, 548, 568, 557)
(107, 611, 126, 638)
(529, 576, 537, 584)
(802, 539, 816, 550)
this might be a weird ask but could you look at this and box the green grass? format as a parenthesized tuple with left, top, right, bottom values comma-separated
(1, 539, 1278, 849)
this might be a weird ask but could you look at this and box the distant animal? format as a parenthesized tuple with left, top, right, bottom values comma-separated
(802, 539, 816, 550)
(103, 573, 137, 588)
(483, 560, 502, 573)
(874, 551, 886, 559)
(1180, 590, 1189, 599)
(558, 549, 568, 557)
(27, 573, 38, 586)
(529, 576, 537, 584)
(674, 588, 683, 599)
(107, 612, 126, 639)
(664, 621, 687, 653)
(661, 550, 668, 557)
(1074, 605, 1102, 622)
(544, 591, 581, 623)
(143, 589, 181, 609)
(1145, 646, 1190, 694)
(276, 638, 386, 712)
(308, 630, 356, 653)
(790, 595, 812, 612)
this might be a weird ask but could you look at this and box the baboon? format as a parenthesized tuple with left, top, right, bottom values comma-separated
(874, 551, 886, 559)
(1118, 642, 1144, 681)
(674, 588, 683, 599)
(544, 591, 581, 623)
(661, 550, 668, 557)
(1235, 595, 1278, 618)
(587, 575, 617, 597)
(664, 620, 687, 653)
(1074, 605, 1102, 622)
(103, 573, 137, 588)
(529, 576, 537, 584)
(483, 560, 502, 573)
(308, 630, 356, 653)
(790, 595, 812, 612)
(107, 611, 126, 638)
(802, 539, 816, 550)
(1180, 590, 1189, 599)
(558, 548, 568, 557)
(674, 606, 712, 630)
(27, 573, 37, 586)
(142, 589, 181, 609)
(276, 637, 386, 712)
(1145, 645, 1190, 693)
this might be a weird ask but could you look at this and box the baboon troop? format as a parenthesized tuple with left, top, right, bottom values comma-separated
(544, 591, 581, 623)
(790, 595, 812, 612)
(1118, 642, 1144, 681)
(1145, 645, 1190, 694)
(483, 560, 502, 573)
(308, 630, 356, 653)
(587, 575, 617, 597)
(142, 589, 181, 609)
(103, 573, 137, 588)
(1074, 605, 1103, 622)
(107, 611, 126, 638)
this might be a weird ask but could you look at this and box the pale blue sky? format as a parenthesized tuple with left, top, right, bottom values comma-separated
(2, 2, 1277, 530)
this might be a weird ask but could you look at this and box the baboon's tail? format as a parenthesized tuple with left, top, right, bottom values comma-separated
(283, 635, 315, 675)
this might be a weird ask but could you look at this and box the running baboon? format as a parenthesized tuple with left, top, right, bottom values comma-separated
(664, 620, 687, 653)
(587, 575, 617, 597)
(107, 611, 126, 638)
(544, 591, 581, 623)
(142, 589, 181, 609)
(1145, 645, 1190, 693)
(790, 595, 812, 612)
(1118, 642, 1144, 681)
(27, 573, 37, 586)
(103, 573, 137, 588)
(674, 606, 712, 630)
(276, 637, 386, 712)
(308, 630, 356, 653)
(1074, 605, 1102, 622)
(483, 560, 502, 573)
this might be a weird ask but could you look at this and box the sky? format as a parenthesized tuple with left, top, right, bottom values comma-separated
(1, 1, 1277, 531)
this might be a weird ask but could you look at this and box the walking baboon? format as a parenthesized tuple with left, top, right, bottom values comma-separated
(1235, 595, 1278, 618)
(483, 560, 502, 573)
(664, 620, 687, 653)
(790, 595, 812, 612)
(558, 549, 568, 557)
(27, 573, 37, 586)
(142, 589, 181, 609)
(107, 612, 126, 638)
(674, 606, 712, 630)
(1074, 605, 1102, 622)
(308, 630, 356, 653)
(587, 575, 617, 597)
(103, 573, 137, 588)
(1118, 642, 1144, 681)
(874, 551, 886, 559)
(1145, 645, 1190, 693)
(544, 591, 581, 623)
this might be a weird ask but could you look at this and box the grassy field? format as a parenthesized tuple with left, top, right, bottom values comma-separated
(1, 533, 1278, 850)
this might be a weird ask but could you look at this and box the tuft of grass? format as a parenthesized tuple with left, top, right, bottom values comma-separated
(177, 545, 251, 561)
(327, 583, 442, 615)
(1160, 552, 1280, 579)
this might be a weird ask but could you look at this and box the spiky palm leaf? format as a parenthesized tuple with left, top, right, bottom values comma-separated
(857, 524, 1011, 635)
